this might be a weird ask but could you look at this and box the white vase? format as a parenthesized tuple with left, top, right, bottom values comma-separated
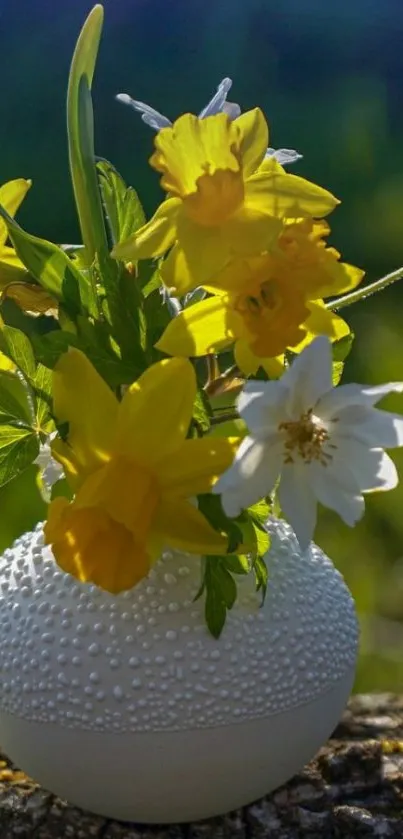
(0, 518, 358, 823)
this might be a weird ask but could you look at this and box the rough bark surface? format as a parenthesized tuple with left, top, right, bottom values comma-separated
(0, 693, 402, 838)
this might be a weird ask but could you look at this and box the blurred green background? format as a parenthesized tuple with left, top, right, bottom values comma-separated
(0, 0, 403, 691)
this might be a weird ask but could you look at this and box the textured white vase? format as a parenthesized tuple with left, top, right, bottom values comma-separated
(0, 518, 358, 823)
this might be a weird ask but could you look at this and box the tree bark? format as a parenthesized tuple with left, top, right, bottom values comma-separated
(0, 693, 402, 838)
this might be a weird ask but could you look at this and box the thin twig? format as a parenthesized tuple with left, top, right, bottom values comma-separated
(328, 266, 403, 311)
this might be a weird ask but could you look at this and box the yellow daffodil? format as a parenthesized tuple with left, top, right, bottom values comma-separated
(111, 110, 339, 293)
(44, 349, 238, 593)
(157, 219, 364, 376)
(0, 179, 56, 315)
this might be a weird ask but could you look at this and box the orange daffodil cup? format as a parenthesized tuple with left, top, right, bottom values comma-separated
(111, 109, 339, 292)
(44, 350, 239, 593)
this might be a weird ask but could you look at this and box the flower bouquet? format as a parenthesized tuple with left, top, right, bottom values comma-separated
(0, 4, 402, 824)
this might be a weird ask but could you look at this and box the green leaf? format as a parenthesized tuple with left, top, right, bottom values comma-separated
(0, 322, 36, 379)
(248, 500, 272, 556)
(0, 371, 34, 426)
(247, 498, 272, 527)
(97, 261, 148, 371)
(31, 364, 55, 433)
(96, 158, 145, 245)
(205, 580, 227, 639)
(200, 557, 241, 638)
(31, 330, 81, 369)
(67, 5, 108, 266)
(332, 360, 344, 385)
(332, 331, 354, 363)
(253, 554, 269, 603)
(204, 558, 238, 638)
(143, 287, 174, 361)
(32, 328, 138, 388)
(193, 388, 212, 434)
(0, 206, 94, 316)
(141, 266, 163, 298)
(331, 331, 354, 386)
(222, 554, 251, 575)
(0, 425, 39, 489)
(197, 494, 243, 554)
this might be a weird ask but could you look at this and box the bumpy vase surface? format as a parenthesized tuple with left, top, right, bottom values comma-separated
(0, 518, 358, 823)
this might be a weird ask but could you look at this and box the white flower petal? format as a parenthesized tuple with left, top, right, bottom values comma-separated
(318, 381, 403, 418)
(237, 380, 289, 436)
(265, 147, 303, 165)
(310, 462, 364, 527)
(223, 101, 242, 120)
(199, 77, 233, 118)
(332, 437, 398, 491)
(34, 442, 64, 492)
(278, 463, 317, 550)
(116, 94, 172, 130)
(214, 436, 283, 517)
(283, 337, 333, 417)
(363, 450, 398, 492)
(333, 405, 403, 449)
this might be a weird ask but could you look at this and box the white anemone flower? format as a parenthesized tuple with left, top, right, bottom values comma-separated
(116, 78, 302, 164)
(214, 336, 403, 550)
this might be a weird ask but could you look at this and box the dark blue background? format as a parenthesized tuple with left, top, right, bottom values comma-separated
(1, 0, 403, 281)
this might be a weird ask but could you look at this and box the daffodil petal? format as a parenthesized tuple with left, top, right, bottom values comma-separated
(51, 438, 82, 490)
(115, 357, 196, 462)
(245, 171, 339, 218)
(53, 349, 118, 472)
(0, 246, 30, 287)
(155, 497, 229, 554)
(150, 113, 240, 196)
(44, 496, 70, 542)
(256, 157, 285, 175)
(233, 339, 260, 375)
(261, 355, 286, 378)
(234, 108, 268, 178)
(235, 343, 287, 379)
(162, 215, 231, 292)
(112, 197, 180, 261)
(157, 295, 233, 357)
(46, 500, 150, 593)
(317, 261, 365, 298)
(0, 352, 16, 372)
(302, 302, 350, 343)
(0, 179, 32, 249)
(226, 205, 281, 256)
(158, 436, 240, 496)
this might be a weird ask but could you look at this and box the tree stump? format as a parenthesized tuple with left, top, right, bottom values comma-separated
(0, 693, 402, 838)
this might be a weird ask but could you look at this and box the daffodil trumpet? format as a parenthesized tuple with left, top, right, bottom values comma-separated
(44, 349, 239, 593)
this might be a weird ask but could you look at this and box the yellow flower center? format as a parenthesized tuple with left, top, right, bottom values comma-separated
(232, 275, 308, 358)
(183, 169, 244, 226)
(278, 409, 336, 465)
(235, 278, 280, 318)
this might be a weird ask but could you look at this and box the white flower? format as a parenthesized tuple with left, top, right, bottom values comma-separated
(214, 337, 403, 550)
(116, 78, 301, 164)
(34, 433, 63, 496)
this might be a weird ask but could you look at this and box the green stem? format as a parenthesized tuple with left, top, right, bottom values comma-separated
(210, 409, 238, 426)
(328, 266, 403, 311)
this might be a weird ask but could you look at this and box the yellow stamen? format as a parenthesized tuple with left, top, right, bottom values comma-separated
(278, 409, 336, 465)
